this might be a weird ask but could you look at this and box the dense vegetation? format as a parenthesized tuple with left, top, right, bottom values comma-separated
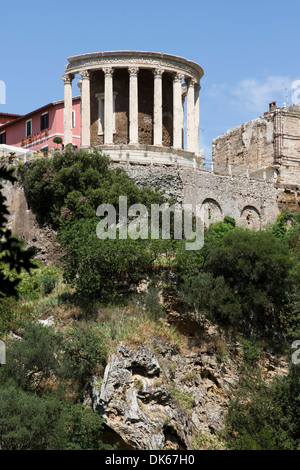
(223, 365, 300, 450)
(0, 148, 299, 450)
(0, 322, 111, 450)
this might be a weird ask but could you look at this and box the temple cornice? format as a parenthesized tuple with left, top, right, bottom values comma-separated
(64, 50, 204, 82)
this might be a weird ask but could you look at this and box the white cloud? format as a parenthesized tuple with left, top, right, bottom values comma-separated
(206, 83, 229, 98)
(231, 75, 293, 114)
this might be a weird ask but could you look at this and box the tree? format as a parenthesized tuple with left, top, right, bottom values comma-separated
(205, 228, 292, 333)
(0, 321, 113, 450)
(0, 384, 112, 450)
(0, 384, 66, 450)
(61, 323, 108, 395)
(175, 219, 235, 282)
(53, 136, 63, 150)
(59, 218, 155, 301)
(0, 321, 62, 394)
(179, 272, 241, 326)
(178, 226, 293, 337)
(23, 147, 163, 228)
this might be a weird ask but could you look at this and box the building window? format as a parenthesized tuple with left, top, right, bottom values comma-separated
(26, 119, 32, 137)
(40, 112, 49, 131)
(96, 93, 117, 135)
(72, 110, 76, 128)
(0, 132, 6, 144)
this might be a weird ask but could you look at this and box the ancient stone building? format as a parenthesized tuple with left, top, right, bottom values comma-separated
(212, 101, 300, 214)
(212, 102, 300, 186)
(62, 50, 204, 168)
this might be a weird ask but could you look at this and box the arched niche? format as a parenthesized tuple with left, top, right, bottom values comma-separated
(241, 205, 261, 228)
(201, 198, 223, 227)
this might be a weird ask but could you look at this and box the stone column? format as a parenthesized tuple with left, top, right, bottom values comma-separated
(103, 67, 114, 145)
(80, 70, 91, 148)
(128, 67, 139, 145)
(173, 72, 183, 149)
(186, 77, 196, 152)
(194, 82, 200, 152)
(182, 89, 187, 150)
(62, 74, 74, 146)
(153, 68, 163, 146)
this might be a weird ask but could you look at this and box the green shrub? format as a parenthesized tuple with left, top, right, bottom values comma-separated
(0, 298, 35, 338)
(0, 383, 112, 450)
(59, 219, 156, 302)
(0, 384, 66, 450)
(0, 321, 62, 394)
(144, 287, 165, 321)
(178, 227, 294, 339)
(23, 148, 163, 229)
(224, 366, 300, 450)
(179, 272, 241, 326)
(41, 273, 57, 295)
(61, 323, 109, 393)
(238, 336, 263, 365)
(2, 263, 61, 301)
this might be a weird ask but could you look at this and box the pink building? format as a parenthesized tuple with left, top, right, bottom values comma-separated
(0, 112, 23, 127)
(0, 97, 81, 152)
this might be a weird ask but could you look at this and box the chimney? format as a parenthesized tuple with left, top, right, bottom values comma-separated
(269, 101, 277, 112)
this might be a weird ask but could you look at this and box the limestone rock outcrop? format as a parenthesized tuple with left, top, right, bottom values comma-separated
(90, 339, 241, 450)
(2, 179, 62, 265)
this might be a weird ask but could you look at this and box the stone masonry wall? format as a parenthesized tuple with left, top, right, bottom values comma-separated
(113, 163, 282, 229)
(114, 69, 129, 145)
(212, 107, 300, 187)
(276, 109, 300, 185)
(138, 69, 154, 146)
(212, 114, 275, 171)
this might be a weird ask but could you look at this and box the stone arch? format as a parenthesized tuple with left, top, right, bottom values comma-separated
(241, 205, 261, 228)
(201, 198, 223, 227)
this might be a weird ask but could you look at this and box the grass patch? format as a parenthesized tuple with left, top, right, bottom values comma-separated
(169, 381, 195, 412)
(107, 312, 182, 353)
(193, 430, 225, 450)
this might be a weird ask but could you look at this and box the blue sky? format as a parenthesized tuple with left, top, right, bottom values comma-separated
(1, 0, 300, 161)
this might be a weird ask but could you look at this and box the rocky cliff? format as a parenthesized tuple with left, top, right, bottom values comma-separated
(89, 323, 288, 450)
(2, 179, 62, 265)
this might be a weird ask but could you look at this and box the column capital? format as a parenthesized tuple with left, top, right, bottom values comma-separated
(128, 67, 139, 76)
(174, 72, 184, 82)
(80, 70, 90, 80)
(62, 73, 74, 84)
(153, 68, 164, 77)
(185, 76, 197, 87)
(103, 67, 114, 76)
